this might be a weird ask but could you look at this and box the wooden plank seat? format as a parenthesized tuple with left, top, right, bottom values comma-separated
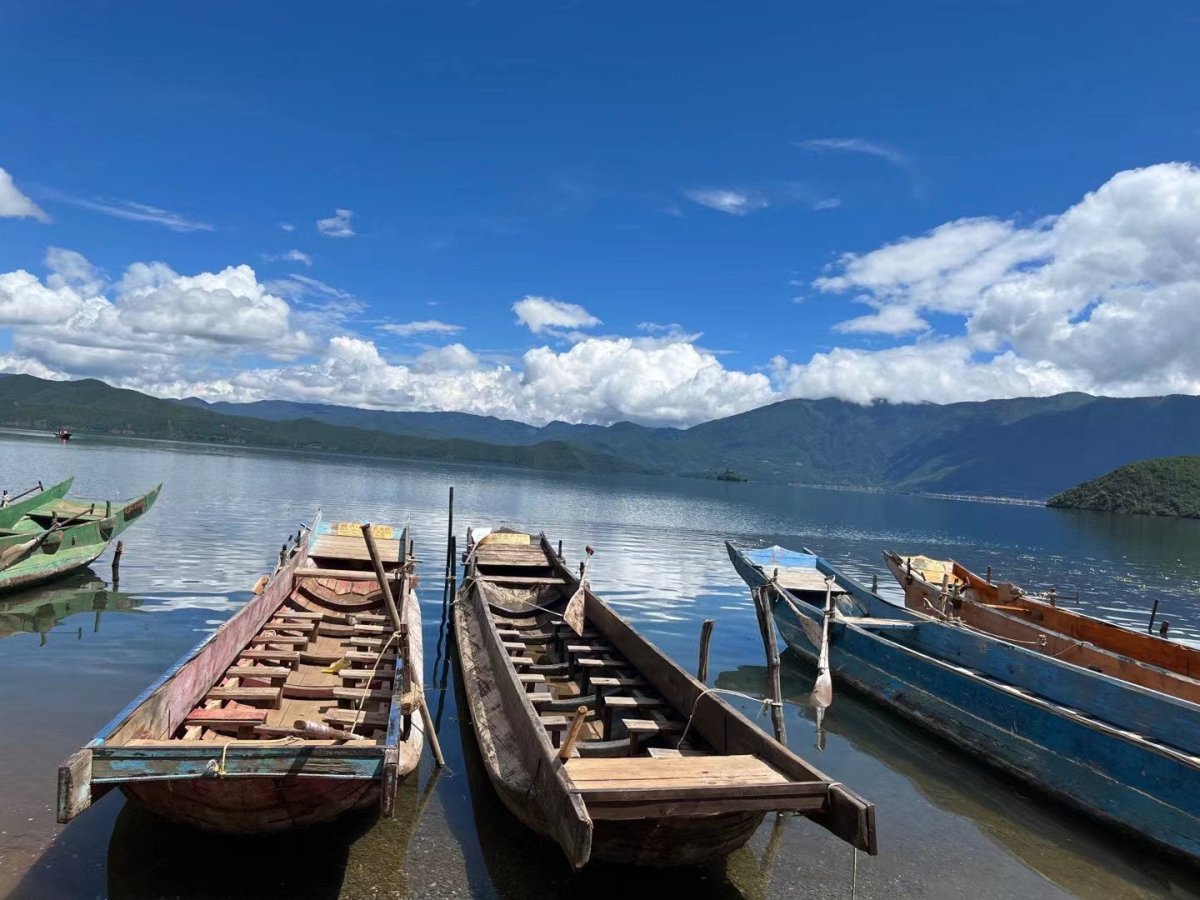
(526, 662, 569, 675)
(182, 707, 266, 727)
(563, 755, 825, 818)
(206, 687, 281, 707)
(299, 650, 345, 665)
(225, 666, 291, 683)
(625, 717, 684, 754)
(267, 619, 317, 633)
(349, 614, 388, 625)
(601, 695, 668, 739)
(351, 624, 388, 635)
(502, 641, 526, 653)
(237, 649, 300, 665)
(533, 693, 599, 714)
(274, 609, 324, 620)
(518, 673, 546, 691)
(332, 687, 392, 703)
(325, 707, 388, 729)
(338, 668, 396, 682)
(250, 635, 309, 647)
(589, 676, 647, 690)
(510, 656, 535, 670)
(575, 657, 630, 689)
(342, 650, 397, 665)
(349, 636, 388, 650)
(282, 684, 335, 701)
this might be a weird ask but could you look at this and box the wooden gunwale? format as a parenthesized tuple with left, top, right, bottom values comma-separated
(58, 514, 423, 833)
(727, 542, 1200, 863)
(454, 530, 876, 868)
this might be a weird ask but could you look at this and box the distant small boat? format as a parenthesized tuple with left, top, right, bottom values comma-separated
(0, 483, 161, 595)
(883, 550, 1200, 695)
(455, 529, 876, 868)
(727, 541, 1200, 864)
(54, 429, 71, 441)
(57, 516, 424, 833)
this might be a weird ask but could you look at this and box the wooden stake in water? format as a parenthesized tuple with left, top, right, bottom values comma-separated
(697, 619, 715, 682)
(751, 585, 787, 744)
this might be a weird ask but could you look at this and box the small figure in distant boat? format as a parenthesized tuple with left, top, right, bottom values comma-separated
(55, 428, 72, 442)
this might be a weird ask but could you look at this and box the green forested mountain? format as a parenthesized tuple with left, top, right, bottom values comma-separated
(7, 374, 1200, 499)
(0, 376, 641, 474)
(1047, 456, 1200, 517)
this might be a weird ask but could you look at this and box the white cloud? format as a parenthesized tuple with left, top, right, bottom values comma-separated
(0, 168, 49, 222)
(800, 137, 910, 168)
(316, 208, 355, 238)
(279, 222, 296, 232)
(784, 162, 1200, 402)
(378, 319, 463, 337)
(513, 296, 600, 334)
(0, 270, 83, 325)
(50, 193, 211, 231)
(263, 249, 313, 267)
(683, 188, 768, 216)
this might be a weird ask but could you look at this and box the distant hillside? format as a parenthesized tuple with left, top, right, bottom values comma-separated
(0, 376, 642, 474)
(10, 374, 1200, 498)
(175, 390, 1200, 498)
(1047, 456, 1200, 517)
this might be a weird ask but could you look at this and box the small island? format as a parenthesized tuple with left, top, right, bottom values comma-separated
(714, 468, 749, 482)
(1047, 455, 1200, 517)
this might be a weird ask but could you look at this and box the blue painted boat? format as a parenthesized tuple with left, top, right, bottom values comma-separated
(56, 516, 424, 833)
(726, 541, 1200, 864)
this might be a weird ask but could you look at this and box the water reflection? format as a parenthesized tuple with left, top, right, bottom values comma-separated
(0, 570, 140, 643)
(716, 654, 1200, 900)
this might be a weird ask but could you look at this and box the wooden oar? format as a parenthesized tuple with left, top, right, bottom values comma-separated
(811, 577, 835, 710)
(3, 481, 44, 506)
(563, 545, 594, 635)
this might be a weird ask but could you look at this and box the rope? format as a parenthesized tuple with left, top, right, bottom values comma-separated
(851, 844, 858, 899)
(354, 628, 402, 723)
(678, 686, 782, 748)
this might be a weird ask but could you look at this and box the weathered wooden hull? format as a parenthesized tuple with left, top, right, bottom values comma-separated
(727, 544, 1200, 864)
(59, 517, 423, 835)
(882, 552, 1200, 704)
(455, 531, 876, 869)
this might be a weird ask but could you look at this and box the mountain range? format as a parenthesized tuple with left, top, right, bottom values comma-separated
(4, 374, 1200, 499)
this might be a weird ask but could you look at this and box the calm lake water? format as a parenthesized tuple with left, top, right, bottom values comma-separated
(1, 429, 1199, 899)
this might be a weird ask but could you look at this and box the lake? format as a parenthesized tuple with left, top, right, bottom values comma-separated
(1, 428, 1199, 899)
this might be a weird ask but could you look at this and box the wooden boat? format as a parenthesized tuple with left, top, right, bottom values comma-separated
(454, 529, 876, 869)
(57, 516, 424, 833)
(0, 477, 74, 524)
(885, 550, 1200, 681)
(0, 483, 161, 595)
(727, 542, 1200, 863)
(55, 429, 72, 441)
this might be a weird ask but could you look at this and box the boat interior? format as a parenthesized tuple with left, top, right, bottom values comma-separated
(111, 526, 415, 748)
(472, 534, 822, 807)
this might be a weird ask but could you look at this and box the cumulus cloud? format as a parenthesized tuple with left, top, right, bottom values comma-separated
(0, 168, 49, 222)
(512, 296, 601, 335)
(683, 188, 768, 216)
(379, 319, 463, 337)
(784, 162, 1200, 402)
(316, 208, 355, 237)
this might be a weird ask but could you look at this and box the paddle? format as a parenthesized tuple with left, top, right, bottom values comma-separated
(563, 545, 594, 636)
(811, 576, 836, 710)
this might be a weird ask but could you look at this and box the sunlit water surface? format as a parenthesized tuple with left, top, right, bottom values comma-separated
(1, 429, 1198, 899)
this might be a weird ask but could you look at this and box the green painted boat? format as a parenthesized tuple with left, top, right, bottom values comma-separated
(0, 476, 75, 527)
(0, 484, 162, 595)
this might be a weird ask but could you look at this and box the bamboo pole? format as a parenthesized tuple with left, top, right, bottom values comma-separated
(360, 524, 404, 632)
(559, 706, 589, 760)
(697, 618, 715, 683)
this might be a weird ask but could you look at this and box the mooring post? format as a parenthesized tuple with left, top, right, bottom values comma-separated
(111, 540, 123, 587)
(871, 573, 878, 593)
(751, 587, 787, 744)
(1148, 598, 1160, 634)
(697, 618, 715, 683)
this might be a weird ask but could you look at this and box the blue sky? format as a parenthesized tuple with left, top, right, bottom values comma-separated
(2, 1, 1200, 425)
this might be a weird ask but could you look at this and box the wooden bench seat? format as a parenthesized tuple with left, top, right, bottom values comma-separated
(250, 635, 309, 647)
(352, 624, 388, 635)
(183, 707, 266, 727)
(338, 668, 396, 681)
(325, 707, 388, 729)
(225, 666, 290, 683)
(332, 687, 392, 703)
(518, 673, 546, 691)
(273, 610, 324, 620)
(625, 717, 683, 753)
(342, 650, 397, 665)
(590, 676, 647, 689)
(206, 686, 281, 706)
(601, 695, 667, 739)
(237, 649, 300, 664)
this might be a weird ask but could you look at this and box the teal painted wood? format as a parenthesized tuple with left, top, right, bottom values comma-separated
(727, 542, 1200, 864)
(92, 746, 383, 781)
(0, 476, 74, 529)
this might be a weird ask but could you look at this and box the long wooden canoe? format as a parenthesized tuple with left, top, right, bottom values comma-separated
(884, 550, 1200, 680)
(57, 516, 423, 833)
(0, 483, 161, 595)
(727, 542, 1200, 863)
(454, 529, 876, 868)
(0, 476, 74, 527)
